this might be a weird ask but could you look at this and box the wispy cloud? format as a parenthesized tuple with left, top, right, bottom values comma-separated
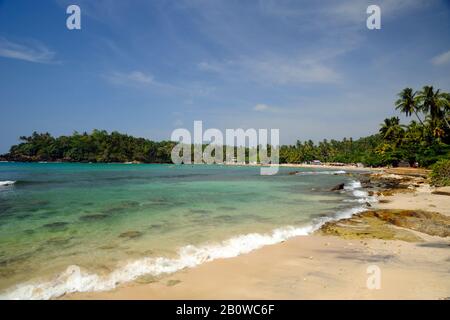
(105, 70, 216, 100)
(0, 37, 56, 64)
(197, 61, 224, 73)
(244, 57, 339, 84)
(431, 50, 450, 66)
(106, 71, 161, 87)
(253, 104, 273, 112)
(199, 56, 340, 85)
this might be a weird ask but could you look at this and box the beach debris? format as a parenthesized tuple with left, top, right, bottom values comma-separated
(135, 274, 158, 284)
(432, 186, 450, 196)
(167, 279, 181, 287)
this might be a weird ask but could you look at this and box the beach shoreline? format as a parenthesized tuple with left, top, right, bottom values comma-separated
(65, 168, 450, 300)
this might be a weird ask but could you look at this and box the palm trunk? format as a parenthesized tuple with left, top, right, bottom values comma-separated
(444, 114, 450, 130)
(414, 110, 425, 126)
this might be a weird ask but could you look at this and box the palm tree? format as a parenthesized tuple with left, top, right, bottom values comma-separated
(395, 88, 424, 125)
(379, 117, 404, 142)
(442, 92, 450, 130)
(416, 86, 449, 129)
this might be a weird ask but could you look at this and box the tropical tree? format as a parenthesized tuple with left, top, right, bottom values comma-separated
(442, 92, 450, 130)
(395, 88, 424, 125)
(416, 86, 449, 129)
(379, 117, 404, 143)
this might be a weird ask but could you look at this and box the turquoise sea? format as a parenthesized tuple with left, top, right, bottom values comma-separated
(0, 163, 373, 299)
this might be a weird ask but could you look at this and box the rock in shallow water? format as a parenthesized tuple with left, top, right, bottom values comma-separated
(330, 183, 345, 191)
(118, 230, 143, 239)
(79, 214, 109, 221)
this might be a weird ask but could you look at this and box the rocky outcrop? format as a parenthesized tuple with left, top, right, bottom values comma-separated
(317, 209, 450, 241)
(432, 187, 450, 196)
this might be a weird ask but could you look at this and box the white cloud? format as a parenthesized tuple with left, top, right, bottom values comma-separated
(127, 71, 154, 84)
(0, 37, 56, 64)
(197, 61, 224, 73)
(106, 71, 157, 86)
(431, 50, 450, 66)
(253, 104, 270, 112)
(105, 71, 215, 99)
(252, 103, 286, 113)
(200, 56, 340, 85)
(244, 57, 339, 84)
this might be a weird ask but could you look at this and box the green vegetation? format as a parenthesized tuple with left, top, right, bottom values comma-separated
(1, 130, 176, 163)
(430, 159, 450, 187)
(280, 85, 450, 167)
(1, 85, 449, 167)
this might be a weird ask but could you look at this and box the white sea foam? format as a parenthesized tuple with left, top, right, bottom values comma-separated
(343, 179, 378, 204)
(0, 178, 372, 300)
(0, 207, 367, 300)
(296, 170, 346, 175)
(1, 225, 316, 300)
(0, 180, 15, 186)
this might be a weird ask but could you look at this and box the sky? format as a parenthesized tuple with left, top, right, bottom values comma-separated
(0, 0, 450, 153)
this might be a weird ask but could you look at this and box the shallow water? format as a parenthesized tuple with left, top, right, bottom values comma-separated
(0, 163, 370, 299)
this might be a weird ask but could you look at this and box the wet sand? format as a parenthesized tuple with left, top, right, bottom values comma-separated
(68, 173, 450, 300)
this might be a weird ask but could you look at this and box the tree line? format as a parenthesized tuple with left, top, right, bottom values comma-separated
(1, 85, 449, 168)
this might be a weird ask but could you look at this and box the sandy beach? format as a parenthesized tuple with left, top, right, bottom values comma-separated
(67, 169, 450, 300)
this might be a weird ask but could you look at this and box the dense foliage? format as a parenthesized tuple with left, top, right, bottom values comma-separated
(1, 85, 449, 167)
(280, 85, 450, 167)
(1, 130, 176, 163)
(430, 159, 450, 187)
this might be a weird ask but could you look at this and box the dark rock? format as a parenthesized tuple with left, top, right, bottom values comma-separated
(119, 231, 143, 239)
(330, 183, 345, 191)
(79, 214, 109, 221)
(43, 221, 69, 229)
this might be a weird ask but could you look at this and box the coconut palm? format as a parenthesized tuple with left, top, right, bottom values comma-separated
(379, 117, 404, 142)
(395, 88, 424, 125)
(442, 92, 450, 130)
(416, 86, 449, 129)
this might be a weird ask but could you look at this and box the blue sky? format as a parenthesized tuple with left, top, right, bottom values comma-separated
(0, 0, 450, 153)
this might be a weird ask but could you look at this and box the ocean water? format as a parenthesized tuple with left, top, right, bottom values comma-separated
(0, 163, 374, 299)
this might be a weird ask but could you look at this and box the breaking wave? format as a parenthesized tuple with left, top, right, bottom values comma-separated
(0, 179, 372, 300)
(0, 181, 16, 187)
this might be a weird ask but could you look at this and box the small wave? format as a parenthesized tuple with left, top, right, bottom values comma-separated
(343, 180, 378, 204)
(0, 181, 16, 187)
(296, 170, 346, 175)
(0, 177, 374, 300)
(0, 203, 368, 300)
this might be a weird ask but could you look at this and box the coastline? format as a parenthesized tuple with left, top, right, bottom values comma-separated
(66, 168, 450, 300)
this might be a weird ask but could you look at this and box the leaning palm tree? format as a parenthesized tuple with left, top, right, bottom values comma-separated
(395, 88, 424, 125)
